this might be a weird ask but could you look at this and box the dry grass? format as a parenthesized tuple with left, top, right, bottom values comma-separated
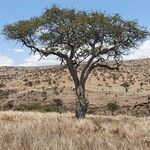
(0, 111, 149, 150)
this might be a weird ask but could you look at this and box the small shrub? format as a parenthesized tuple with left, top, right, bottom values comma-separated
(41, 105, 54, 112)
(23, 78, 28, 82)
(52, 99, 63, 113)
(0, 89, 9, 99)
(35, 80, 41, 85)
(48, 78, 52, 85)
(148, 95, 150, 101)
(42, 91, 47, 100)
(16, 103, 54, 112)
(1, 100, 13, 110)
(140, 82, 144, 89)
(106, 100, 119, 115)
(17, 103, 41, 111)
(0, 83, 6, 88)
(24, 81, 33, 87)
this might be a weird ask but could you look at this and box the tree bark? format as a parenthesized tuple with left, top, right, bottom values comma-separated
(75, 82, 89, 118)
(66, 59, 89, 118)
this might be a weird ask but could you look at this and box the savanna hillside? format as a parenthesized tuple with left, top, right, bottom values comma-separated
(0, 58, 150, 116)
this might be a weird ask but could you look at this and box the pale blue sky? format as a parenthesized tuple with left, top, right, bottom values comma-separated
(0, 0, 150, 66)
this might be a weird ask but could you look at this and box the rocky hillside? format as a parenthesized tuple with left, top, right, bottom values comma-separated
(0, 58, 150, 116)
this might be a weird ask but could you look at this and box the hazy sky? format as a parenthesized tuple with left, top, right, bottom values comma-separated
(0, 0, 150, 66)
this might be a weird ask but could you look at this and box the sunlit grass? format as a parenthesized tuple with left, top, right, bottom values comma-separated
(0, 111, 149, 150)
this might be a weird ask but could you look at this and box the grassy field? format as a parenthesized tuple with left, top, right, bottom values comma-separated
(0, 111, 149, 150)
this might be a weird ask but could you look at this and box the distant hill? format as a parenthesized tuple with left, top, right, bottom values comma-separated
(0, 58, 150, 116)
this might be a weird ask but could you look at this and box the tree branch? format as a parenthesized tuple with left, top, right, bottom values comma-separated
(21, 39, 68, 59)
(83, 57, 121, 83)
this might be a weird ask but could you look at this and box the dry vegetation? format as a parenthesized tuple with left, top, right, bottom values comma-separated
(0, 111, 150, 150)
(0, 59, 150, 149)
(0, 58, 150, 116)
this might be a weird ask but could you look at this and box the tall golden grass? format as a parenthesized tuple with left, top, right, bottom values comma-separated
(0, 111, 149, 150)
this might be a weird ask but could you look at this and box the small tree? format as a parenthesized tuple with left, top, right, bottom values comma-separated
(140, 82, 144, 89)
(121, 81, 130, 92)
(106, 100, 119, 115)
(112, 73, 119, 83)
(3, 6, 149, 118)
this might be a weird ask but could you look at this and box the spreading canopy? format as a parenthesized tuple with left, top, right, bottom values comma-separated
(3, 6, 149, 68)
(3, 6, 149, 84)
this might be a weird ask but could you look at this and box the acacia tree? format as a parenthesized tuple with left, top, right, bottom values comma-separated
(3, 6, 149, 118)
(121, 81, 130, 92)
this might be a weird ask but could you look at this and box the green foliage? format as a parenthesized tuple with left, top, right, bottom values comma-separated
(16, 100, 64, 113)
(17, 103, 54, 112)
(106, 101, 119, 115)
(41, 105, 54, 112)
(3, 5, 149, 58)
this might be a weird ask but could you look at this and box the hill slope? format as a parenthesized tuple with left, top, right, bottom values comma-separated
(0, 58, 150, 115)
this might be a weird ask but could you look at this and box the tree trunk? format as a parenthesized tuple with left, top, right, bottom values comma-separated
(125, 87, 128, 92)
(75, 83, 89, 118)
(66, 60, 89, 118)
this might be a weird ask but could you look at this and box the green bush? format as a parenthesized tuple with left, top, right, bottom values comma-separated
(16, 103, 54, 112)
(106, 101, 119, 115)
(41, 105, 54, 112)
